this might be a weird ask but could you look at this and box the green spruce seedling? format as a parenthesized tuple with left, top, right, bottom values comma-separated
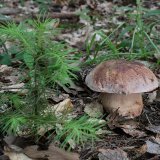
(0, 18, 104, 149)
(55, 115, 105, 150)
(0, 19, 79, 114)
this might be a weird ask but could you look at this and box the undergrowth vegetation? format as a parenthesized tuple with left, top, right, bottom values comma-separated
(0, 0, 159, 150)
(84, 0, 160, 65)
(0, 18, 103, 149)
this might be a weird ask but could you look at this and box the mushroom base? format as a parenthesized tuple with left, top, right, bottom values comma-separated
(100, 93, 143, 118)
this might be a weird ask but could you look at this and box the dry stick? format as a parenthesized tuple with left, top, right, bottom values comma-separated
(31, 12, 79, 21)
(0, 12, 79, 24)
(0, 7, 21, 15)
(48, 12, 78, 19)
(145, 113, 152, 125)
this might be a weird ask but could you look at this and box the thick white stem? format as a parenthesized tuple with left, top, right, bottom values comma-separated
(100, 93, 143, 118)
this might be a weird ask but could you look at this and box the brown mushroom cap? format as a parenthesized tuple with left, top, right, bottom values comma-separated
(85, 60, 158, 94)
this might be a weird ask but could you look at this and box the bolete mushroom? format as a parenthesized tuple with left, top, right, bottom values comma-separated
(85, 60, 158, 118)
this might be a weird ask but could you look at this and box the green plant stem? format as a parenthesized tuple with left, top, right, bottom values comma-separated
(33, 62, 39, 115)
(144, 31, 160, 54)
(136, 0, 146, 55)
(130, 26, 137, 53)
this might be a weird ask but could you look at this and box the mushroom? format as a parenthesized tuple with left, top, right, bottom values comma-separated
(85, 60, 158, 118)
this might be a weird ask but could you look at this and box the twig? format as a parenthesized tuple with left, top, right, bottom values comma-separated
(0, 7, 21, 15)
(145, 113, 152, 125)
(0, 12, 79, 24)
(49, 12, 78, 19)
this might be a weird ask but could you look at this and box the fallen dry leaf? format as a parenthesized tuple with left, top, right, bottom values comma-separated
(51, 98, 73, 116)
(0, 65, 13, 75)
(4, 135, 34, 149)
(3, 145, 31, 160)
(146, 140, 160, 155)
(0, 83, 25, 93)
(146, 125, 160, 134)
(135, 144, 147, 155)
(96, 2, 113, 14)
(122, 127, 146, 138)
(0, 65, 22, 87)
(24, 144, 79, 160)
(147, 91, 157, 103)
(69, 81, 84, 92)
(98, 148, 129, 160)
(43, 98, 74, 117)
(131, 143, 148, 159)
(84, 101, 103, 117)
(155, 135, 160, 144)
(39, 98, 74, 135)
(114, 120, 146, 138)
(1, 75, 20, 84)
(0, 7, 21, 15)
(4, 152, 32, 160)
(58, 25, 93, 48)
(122, 128, 146, 138)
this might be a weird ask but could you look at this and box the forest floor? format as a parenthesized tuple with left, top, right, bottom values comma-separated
(0, 0, 160, 160)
